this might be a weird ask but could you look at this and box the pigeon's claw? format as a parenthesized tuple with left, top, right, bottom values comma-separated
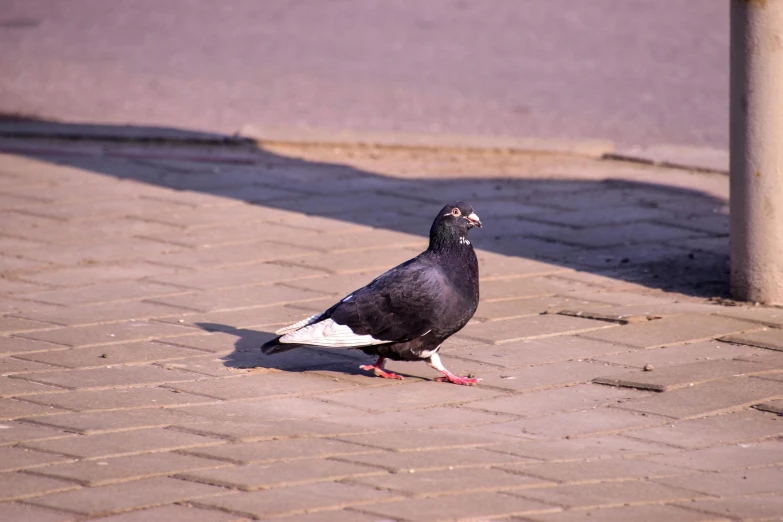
(360, 356, 403, 380)
(436, 373, 481, 386)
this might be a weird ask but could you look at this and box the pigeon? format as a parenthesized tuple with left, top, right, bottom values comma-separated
(261, 201, 482, 385)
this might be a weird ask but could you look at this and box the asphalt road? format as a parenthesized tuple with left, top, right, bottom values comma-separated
(0, 0, 727, 148)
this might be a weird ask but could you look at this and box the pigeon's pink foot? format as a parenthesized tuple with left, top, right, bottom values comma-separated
(360, 357, 403, 380)
(436, 372, 481, 386)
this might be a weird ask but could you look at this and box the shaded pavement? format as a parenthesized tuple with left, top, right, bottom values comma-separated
(0, 126, 781, 521)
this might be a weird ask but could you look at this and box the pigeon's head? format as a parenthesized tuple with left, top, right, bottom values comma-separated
(430, 201, 482, 246)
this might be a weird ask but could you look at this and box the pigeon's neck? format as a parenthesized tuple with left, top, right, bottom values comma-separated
(427, 226, 471, 255)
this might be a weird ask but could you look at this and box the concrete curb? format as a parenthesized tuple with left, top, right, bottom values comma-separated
(607, 144, 729, 175)
(235, 125, 615, 159)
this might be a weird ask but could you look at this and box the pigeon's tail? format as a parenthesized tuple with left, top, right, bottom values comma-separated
(261, 337, 300, 355)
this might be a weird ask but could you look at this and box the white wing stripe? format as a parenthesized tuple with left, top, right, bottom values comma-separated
(279, 318, 389, 348)
(275, 314, 320, 336)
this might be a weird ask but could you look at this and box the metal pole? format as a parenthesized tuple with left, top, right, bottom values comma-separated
(730, 0, 783, 305)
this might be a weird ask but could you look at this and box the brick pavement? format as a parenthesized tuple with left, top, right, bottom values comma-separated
(0, 135, 781, 521)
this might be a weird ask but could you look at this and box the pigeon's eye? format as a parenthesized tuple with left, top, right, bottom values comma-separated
(451, 208, 461, 216)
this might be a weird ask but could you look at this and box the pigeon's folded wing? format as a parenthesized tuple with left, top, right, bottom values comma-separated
(277, 262, 451, 348)
(329, 262, 450, 343)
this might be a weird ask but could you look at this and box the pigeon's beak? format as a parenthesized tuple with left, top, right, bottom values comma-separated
(465, 212, 482, 228)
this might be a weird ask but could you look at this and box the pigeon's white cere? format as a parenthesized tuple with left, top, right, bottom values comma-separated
(275, 314, 320, 335)
(279, 318, 389, 347)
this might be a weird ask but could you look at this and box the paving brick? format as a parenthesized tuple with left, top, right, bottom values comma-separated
(459, 314, 615, 344)
(482, 409, 667, 440)
(141, 220, 316, 249)
(285, 246, 420, 274)
(153, 331, 250, 354)
(337, 446, 529, 473)
(474, 236, 582, 263)
(627, 410, 783, 449)
(477, 278, 577, 302)
(465, 383, 646, 417)
(359, 491, 557, 522)
(154, 304, 312, 330)
(23, 386, 214, 412)
(20, 238, 182, 266)
(484, 435, 673, 462)
(514, 480, 704, 509)
(323, 405, 513, 432)
(478, 360, 625, 393)
(502, 458, 684, 484)
(163, 372, 357, 400)
(0, 472, 78, 501)
(317, 380, 503, 412)
(16, 341, 208, 369)
(170, 418, 367, 442)
(539, 222, 702, 248)
(578, 315, 758, 349)
(0, 316, 56, 333)
(593, 359, 776, 392)
(85, 504, 244, 522)
(21, 408, 210, 435)
(177, 396, 365, 422)
(133, 204, 273, 229)
(0, 336, 69, 356)
(0, 420, 74, 446)
(267, 509, 386, 522)
(17, 321, 197, 348)
(193, 482, 394, 519)
(474, 295, 610, 322)
(18, 365, 204, 390)
(713, 306, 783, 328)
(15, 300, 192, 327)
(182, 437, 375, 464)
(151, 241, 317, 270)
(147, 285, 327, 313)
(21, 427, 222, 459)
(279, 228, 425, 253)
(450, 336, 626, 368)
(0, 398, 67, 419)
(639, 439, 783, 472)
(0, 446, 73, 472)
(614, 376, 783, 419)
(6, 214, 179, 244)
(180, 459, 380, 490)
(0, 356, 57, 374)
(592, 340, 760, 369)
(28, 476, 226, 516)
(674, 495, 783, 521)
(0, 376, 62, 397)
(148, 263, 322, 291)
(21, 197, 194, 222)
(658, 466, 783, 496)
(333, 427, 516, 452)
(32, 451, 228, 487)
(280, 272, 382, 297)
(755, 398, 783, 415)
(721, 328, 783, 352)
(524, 504, 725, 522)
(18, 263, 181, 288)
(0, 502, 77, 522)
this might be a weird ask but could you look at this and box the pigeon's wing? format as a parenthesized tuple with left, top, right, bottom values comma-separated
(275, 260, 450, 348)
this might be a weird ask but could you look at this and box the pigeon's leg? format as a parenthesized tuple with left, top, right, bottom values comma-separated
(428, 353, 481, 386)
(360, 356, 404, 380)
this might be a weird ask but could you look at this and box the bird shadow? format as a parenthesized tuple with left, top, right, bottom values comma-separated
(195, 321, 393, 377)
(0, 121, 731, 375)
